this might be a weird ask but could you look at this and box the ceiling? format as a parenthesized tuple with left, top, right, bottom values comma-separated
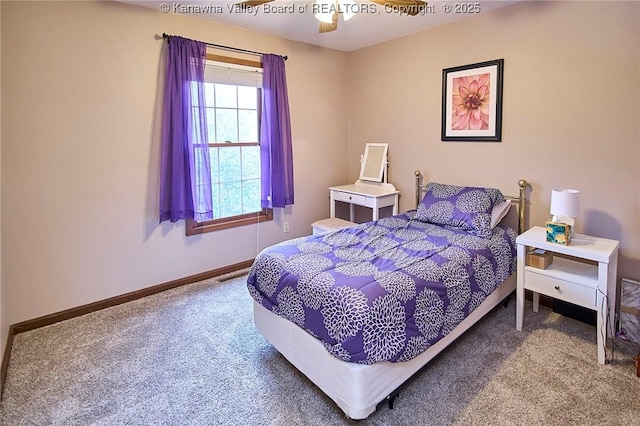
(121, 0, 519, 52)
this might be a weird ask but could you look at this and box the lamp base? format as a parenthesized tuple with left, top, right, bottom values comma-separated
(546, 221, 571, 245)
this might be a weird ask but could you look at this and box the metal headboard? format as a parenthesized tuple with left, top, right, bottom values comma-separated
(414, 170, 528, 234)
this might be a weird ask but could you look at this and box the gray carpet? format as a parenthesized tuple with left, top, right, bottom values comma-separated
(1, 271, 639, 425)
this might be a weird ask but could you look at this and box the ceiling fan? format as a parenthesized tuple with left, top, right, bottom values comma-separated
(236, 0, 428, 33)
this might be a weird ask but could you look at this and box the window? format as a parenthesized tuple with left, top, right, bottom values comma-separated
(187, 55, 272, 235)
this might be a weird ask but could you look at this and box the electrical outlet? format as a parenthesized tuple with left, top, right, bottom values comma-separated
(283, 221, 290, 233)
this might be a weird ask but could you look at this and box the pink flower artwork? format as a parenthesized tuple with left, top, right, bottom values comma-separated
(451, 73, 490, 131)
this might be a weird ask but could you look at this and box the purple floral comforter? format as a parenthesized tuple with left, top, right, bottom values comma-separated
(247, 212, 517, 364)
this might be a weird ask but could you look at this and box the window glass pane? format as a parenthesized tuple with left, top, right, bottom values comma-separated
(242, 178, 261, 214)
(211, 183, 221, 219)
(215, 83, 237, 108)
(238, 86, 257, 109)
(209, 147, 219, 184)
(218, 146, 241, 183)
(220, 181, 243, 217)
(238, 110, 258, 143)
(242, 146, 260, 180)
(216, 109, 238, 143)
(206, 108, 216, 142)
(204, 82, 215, 106)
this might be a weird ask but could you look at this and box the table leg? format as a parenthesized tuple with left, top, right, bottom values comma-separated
(596, 262, 609, 365)
(330, 196, 336, 218)
(596, 290, 606, 365)
(516, 244, 526, 331)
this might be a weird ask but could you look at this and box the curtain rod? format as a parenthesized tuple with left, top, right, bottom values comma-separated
(162, 33, 288, 61)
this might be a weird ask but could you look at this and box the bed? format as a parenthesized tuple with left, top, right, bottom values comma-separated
(247, 172, 528, 419)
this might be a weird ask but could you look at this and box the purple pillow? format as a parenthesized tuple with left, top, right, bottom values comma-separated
(415, 182, 506, 238)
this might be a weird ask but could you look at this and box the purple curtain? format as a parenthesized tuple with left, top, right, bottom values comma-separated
(159, 36, 213, 223)
(260, 54, 294, 208)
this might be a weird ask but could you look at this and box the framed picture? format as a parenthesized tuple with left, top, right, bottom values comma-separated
(441, 59, 504, 142)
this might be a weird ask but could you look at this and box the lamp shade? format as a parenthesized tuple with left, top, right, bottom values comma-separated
(550, 188, 580, 218)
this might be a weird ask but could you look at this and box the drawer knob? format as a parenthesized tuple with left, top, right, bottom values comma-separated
(554, 285, 560, 291)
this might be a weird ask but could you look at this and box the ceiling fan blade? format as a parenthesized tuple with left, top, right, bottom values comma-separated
(367, 0, 427, 16)
(236, 0, 275, 7)
(318, 11, 338, 33)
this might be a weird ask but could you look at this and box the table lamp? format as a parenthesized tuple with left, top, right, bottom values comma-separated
(546, 188, 580, 245)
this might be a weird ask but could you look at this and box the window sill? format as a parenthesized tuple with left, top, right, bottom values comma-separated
(186, 209, 273, 235)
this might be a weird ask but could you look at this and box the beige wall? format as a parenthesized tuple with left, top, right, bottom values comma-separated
(1, 1, 348, 323)
(0, 2, 6, 358)
(348, 1, 640, 280)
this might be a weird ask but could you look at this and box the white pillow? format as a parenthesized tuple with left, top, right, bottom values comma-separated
(490, 200, 512, 228)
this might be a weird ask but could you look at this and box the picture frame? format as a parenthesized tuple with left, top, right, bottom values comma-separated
(441, 59, 504, 142)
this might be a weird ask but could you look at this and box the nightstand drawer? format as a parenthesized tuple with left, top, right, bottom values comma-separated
(525, 270, 597, 309)
(332, 191, 366, 205)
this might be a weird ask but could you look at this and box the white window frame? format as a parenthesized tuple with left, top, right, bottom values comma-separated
(187, 54, 272, 236)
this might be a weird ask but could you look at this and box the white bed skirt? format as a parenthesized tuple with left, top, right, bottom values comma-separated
(252, 274, 517, 420)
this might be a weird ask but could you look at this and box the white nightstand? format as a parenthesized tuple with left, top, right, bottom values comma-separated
(515, 226, 620, 365)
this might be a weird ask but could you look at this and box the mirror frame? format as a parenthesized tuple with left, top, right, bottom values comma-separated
(359, 143, 389, 182)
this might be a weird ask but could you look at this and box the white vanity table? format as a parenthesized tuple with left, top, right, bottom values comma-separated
(331, 143, 398, 222)
(313, 143, 399, 234)
(329, 181, 399, 221)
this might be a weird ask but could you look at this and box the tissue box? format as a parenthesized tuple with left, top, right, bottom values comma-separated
(526, 249, 553, 269)
(546, 221, 571, 245)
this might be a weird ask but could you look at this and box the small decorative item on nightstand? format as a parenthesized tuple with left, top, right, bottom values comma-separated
(546, 188, 580, 245)
(546, 221, 571, 245)
(526, 248, 553, 269)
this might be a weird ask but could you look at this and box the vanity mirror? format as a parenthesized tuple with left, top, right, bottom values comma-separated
(359, 143, 389, 183)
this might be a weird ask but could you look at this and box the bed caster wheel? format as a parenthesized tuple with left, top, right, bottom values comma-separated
(503, 292, 514, 308)
(387, 391, 400, 409)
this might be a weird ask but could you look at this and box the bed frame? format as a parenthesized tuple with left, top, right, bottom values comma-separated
(252, 173, 529, 420)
